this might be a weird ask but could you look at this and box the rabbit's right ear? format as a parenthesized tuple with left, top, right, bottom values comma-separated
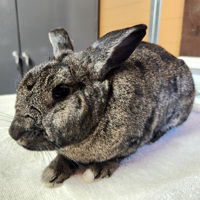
(86, 24, 147, 80)
(48, 28, 74, 59)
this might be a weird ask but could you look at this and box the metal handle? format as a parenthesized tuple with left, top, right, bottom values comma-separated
(12, 51, 20, 65)
(22, 52, 34, 68)
(12, 51, 34, 76)
(12, 50, 24, 77)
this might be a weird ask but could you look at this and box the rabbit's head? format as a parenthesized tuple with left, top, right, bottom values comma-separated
(9, 24, 147, 151)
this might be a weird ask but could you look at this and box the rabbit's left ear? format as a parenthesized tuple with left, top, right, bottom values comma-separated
(87, 24, 147, 80)
(48, 28, 74, 59)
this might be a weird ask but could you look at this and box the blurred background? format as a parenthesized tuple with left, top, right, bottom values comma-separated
(0, 0, 199, 97)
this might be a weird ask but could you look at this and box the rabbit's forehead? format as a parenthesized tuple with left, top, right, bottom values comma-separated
(30, 61, 73, 80)
(18, 60, 76, 92)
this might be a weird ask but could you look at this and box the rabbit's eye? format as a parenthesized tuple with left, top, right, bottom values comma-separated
(26, 81, 35, 91)
(52, 84, 70, 100)
(27, 84, 34, 91)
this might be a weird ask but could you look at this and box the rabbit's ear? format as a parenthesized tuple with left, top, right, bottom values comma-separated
(48, 28, 74, 59)
(88, 24, 147, 80)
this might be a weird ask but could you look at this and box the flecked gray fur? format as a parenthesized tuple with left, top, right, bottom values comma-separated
(9, 24, 195, 179)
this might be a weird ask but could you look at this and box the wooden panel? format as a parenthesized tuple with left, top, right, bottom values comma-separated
(158, 0, 185, 56)
(99, 0, 151, 41)
(99, 0, 185, 56)
(180, 0, 200, 56)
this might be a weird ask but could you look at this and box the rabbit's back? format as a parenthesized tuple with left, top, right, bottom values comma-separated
(108, 41, 195, 149)
(59, 42, 195, 163)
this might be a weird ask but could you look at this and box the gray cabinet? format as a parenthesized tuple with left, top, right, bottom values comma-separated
(0, 0, 99, 94)
(0, 0, 19, 94)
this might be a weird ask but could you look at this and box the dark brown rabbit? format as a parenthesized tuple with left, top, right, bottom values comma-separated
(9, 24, 195, 185)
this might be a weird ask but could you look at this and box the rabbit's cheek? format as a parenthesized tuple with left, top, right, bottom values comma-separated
(42, 115, 56, 143)
(42, 95, 90, 147)
(42, 126, 55, 143)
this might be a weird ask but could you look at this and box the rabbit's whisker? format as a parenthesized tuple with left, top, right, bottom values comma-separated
(0, 116, 12, 120)
(0, 118, 12, 123)
(0, 127, 9, 129)
(45, 151, 53, 162)
(0, 112, 13, 118)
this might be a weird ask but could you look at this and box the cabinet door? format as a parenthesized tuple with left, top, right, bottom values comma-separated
(0, 0, 19, 94)
(0, 0, 98, 95)
(18, 0, 99, 65)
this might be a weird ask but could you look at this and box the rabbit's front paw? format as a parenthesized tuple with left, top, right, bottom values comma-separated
(82, 160, 119, 182)
(42, 154, 77, 187)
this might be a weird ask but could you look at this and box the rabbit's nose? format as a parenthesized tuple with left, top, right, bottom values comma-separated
(9, 118, 26, 140)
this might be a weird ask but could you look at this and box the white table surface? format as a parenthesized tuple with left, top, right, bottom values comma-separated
(0, 94, 200, 200)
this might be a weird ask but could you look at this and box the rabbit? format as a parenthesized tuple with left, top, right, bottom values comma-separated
(9, 24, 195, 185)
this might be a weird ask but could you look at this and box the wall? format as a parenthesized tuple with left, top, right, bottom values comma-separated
(180, 0, 200, 57)
(99, 0, 185, 56)
(99, 0, 151, 41)
(159, 0, 185, 56)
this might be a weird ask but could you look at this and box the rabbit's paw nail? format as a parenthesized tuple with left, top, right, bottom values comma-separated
(98, 168, 112, 178)
(90, 161, 119, 180)
(42, 166, 71, 187)
(94, 167, 112, 179)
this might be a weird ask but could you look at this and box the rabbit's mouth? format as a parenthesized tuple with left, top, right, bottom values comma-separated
(9, 117, 58, 151)
(16, 133, 57, 151)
